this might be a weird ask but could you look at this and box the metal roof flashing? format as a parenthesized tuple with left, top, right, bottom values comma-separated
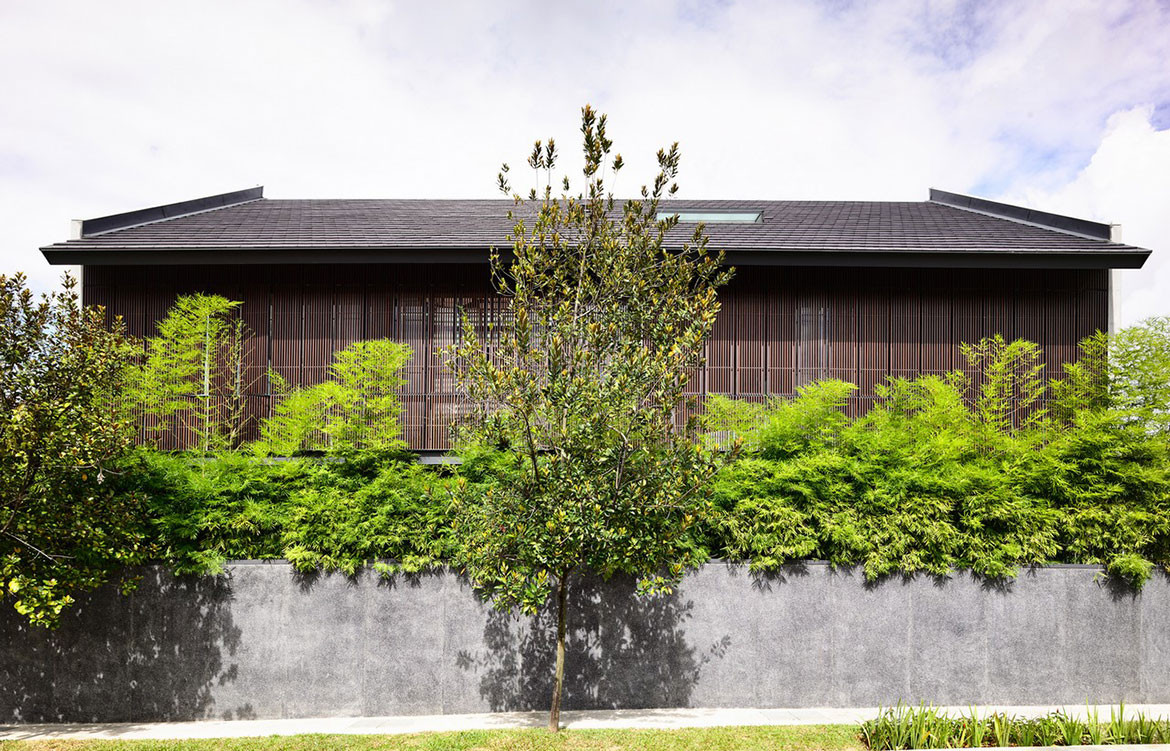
(928, 188, 1117, 242)
(76, 187, 264, 238)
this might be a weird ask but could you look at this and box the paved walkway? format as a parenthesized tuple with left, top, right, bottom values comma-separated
(3, 704, 1170, 741)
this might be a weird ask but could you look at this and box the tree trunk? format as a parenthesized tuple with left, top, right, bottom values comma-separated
(202, 313, 212, 455)
(548, 570, 569, 732)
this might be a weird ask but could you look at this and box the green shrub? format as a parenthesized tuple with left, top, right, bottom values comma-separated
(0, 272, 144, 626)
(105, 323, 1170, 587)
(1013, 408, 1170, 585)
(118, 448, 453, 578)
(711, 370, 1059, 580)
(709, 330, 1170, 585)
(281, 449, 453, 576)
(117, 450, 302, 574)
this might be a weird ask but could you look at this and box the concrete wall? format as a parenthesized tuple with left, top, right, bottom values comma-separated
(2, 562, 1169, 723)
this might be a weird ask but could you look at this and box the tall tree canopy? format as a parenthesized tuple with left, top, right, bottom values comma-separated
(445, 106, 733, 730)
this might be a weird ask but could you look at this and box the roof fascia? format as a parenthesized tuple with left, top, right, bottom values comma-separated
(41, 247, 1150, 270)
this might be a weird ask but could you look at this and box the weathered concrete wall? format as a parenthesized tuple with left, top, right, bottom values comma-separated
(2, 562, 1168, 723)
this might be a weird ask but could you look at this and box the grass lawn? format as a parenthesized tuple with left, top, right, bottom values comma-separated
(0, 725, 863, 751)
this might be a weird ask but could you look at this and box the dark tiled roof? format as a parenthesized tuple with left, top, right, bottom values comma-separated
(40, 197, 1151, 267)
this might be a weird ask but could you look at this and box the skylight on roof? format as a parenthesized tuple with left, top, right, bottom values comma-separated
(657, 210, 762, 223)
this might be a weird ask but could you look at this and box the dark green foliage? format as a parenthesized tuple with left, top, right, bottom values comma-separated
(0, 273, 144, 627)
(447, 106, 731, 730)
(448, 106, 729, 614)
(17, 260, 1167, 635)
(111, 321, 1170, 594)
(117, 450, 300, 574)
(104, 292, 445, 579)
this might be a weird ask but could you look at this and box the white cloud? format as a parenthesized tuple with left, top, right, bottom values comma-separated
(1004, 106, 1170, 327)
(1, 0, 1168, 305)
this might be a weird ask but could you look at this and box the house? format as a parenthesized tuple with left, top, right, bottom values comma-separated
(40, 187, 1151, 453)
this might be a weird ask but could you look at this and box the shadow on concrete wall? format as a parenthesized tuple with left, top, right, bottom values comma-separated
(458, 574, 730, 711)
(0, 568, 241, 723)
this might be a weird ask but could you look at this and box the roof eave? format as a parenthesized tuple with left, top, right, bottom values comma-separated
(40, 246, 1152, 270)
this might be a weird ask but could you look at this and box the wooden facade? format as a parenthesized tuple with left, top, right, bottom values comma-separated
(83, 263, 1110, 452)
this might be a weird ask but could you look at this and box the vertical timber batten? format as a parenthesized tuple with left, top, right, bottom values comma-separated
(82, 264, 1111, 452)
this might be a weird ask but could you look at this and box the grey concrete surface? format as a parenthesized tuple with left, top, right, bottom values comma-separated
(4, 705, 1170, 741)
(1, 562, 1168, 723)
(5, 705, 1170, 741)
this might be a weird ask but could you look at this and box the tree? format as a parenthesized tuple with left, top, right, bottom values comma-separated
(255, 339, 413, 455)
(444, 106, 733, 731)
(135, 294, 255, 453)
(0, 273, 143, 626)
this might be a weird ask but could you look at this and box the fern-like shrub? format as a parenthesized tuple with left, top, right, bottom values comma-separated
(254, 339, 413, 455)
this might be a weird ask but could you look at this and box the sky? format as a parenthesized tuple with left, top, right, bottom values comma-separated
(1, 0, 1168, 326)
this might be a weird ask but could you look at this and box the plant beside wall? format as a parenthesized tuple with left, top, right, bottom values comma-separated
(6, 212, 1170, 644)
(114, 332, 438, 579)
(8, 265, 1170, 634)
(707, 322, 1170, 585)
(1017, 323, 1170, 584)
(118, 447, 449, 578)
(0, 273, 145, 627)
(443, 106, 733, 731)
